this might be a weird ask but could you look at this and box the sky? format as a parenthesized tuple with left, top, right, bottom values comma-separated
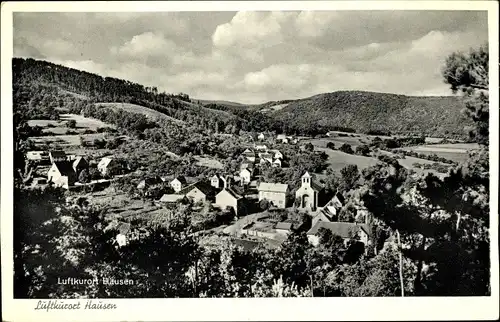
(13, 11, 488, 104)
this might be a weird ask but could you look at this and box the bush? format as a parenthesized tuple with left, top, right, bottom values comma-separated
(355, 144, 370, 156)
(66, 120, 77, 128)
(339, 143, 354, 154)
(326, 142, 336, 150)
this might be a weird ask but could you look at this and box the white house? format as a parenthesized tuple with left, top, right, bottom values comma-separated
(269, 149, 283, 159)
(97, 157, 115, 176)
(47, 161, 77, 189)
(239, 168, 252, 185)
(258, 182, 288, 208)
(170, 176, 187, 193)
(257, 133, 265, 141)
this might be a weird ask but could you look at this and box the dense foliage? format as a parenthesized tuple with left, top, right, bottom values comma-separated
(271, 91, 472, 139)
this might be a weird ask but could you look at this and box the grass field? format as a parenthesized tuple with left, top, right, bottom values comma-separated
(28, 114, 114, 135)
(194, 156, 224, 169)
(317, 147, 380, 171)
(402, 143, 479, 163)
(31, 133, 106, 147)
(96, 102, 185, 124)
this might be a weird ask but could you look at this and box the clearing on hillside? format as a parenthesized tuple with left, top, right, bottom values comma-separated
(96, 102, 185, 124)
(401, 143, 479, 163)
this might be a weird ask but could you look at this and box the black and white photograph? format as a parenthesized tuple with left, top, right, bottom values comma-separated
(1, 1, 499, 321)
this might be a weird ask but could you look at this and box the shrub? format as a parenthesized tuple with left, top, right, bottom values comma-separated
(355, 144, 370, 156)
(66, 120, 77, 128)
(339, 143, 354, 154)
(326, 142, 336, 150)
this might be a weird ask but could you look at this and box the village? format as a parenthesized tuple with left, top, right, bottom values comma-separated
(25, 130, 373, 254)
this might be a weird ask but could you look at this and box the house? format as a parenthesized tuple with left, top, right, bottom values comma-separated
(277, 134, 293, 144)
(314, 191, 346, 224)
(258, 182, 288, 209)
(275, 222, 293, 235)
(269, 149, 283, 159)
(47, 161, 77, 189)
(258, 152, 273, 164)
(239, 168, 252, 185)
(159, 194, 186, 204)
(215, 188, 244, 216)
(170, 176, 187, 193)
(210, 174, 224, 189)
(26, 151, 49, 163)
(255, 144, 268, 151)
(72, 156, 88, 177)
(49, 150, 67, 163)
(97, 157, 115, 176)
(295, 172, 324, 211)
(272, 159, 282, 168)
(258, 133, 265, 141)
(215, 177, 244, 216)
(307, 221, 371, 247)
(137, 176, 163, 190)
(242, 148, 256, 162)
(180, 180, 219, 203)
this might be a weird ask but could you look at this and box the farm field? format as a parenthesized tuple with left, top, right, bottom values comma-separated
(31, 133, 107, 147)
(401, 143, 479, 163)
(308, 136, 366, 148)
(317, 147, 380, 172)
(194, 156, 224, 169)
(85, 188, 166, 220)
(28, 113, 114, 135)
(96, 102, 185, 124)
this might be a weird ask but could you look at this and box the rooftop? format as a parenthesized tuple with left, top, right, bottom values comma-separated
(258, 182, 288, 193)
(307, 221, 371, 238)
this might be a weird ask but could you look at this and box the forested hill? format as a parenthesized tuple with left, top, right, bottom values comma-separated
(268, 91, 472, 138)
(209, 91, 472, 138)
(14, 57, 471, 138)
(12, 58, 240, 134)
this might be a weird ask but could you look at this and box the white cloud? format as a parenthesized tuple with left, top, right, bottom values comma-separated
(111, 32, 179, 57)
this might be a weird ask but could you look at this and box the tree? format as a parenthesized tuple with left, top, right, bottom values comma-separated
(66, 119, 77, 128)
(339, 164, 360, 192)
(442, 44, 488, 145)
(259, 199, 270, 211)
(304, 143, 314, 152)
(339, 143, 353, 154)
(78, 169, 91, 184)
(326, 142, 335, 150)
(356, 144, 370, 156)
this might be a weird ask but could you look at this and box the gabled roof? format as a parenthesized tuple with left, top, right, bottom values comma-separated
(276, 222, 292, 230)
(160, 194, 185, 203)
(240, 163, 254, 170)
(242, 148, 255, 155)
(181, 180, 218, 197)
(334, 191, 346, 205)
(258, 182, 288, 193)
(307, 221, 371, 238)
(171, 176, 187, 184)
(98, 157, 114, 168)
(137, 176, 163, 189)
(53, 161, 76, 177)
(72, 156, 87, 168)
(50, 150, 67, 158)
(218, 188, 243, 200)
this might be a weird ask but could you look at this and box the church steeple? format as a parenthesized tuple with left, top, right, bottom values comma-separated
(302, 171, 311, 187)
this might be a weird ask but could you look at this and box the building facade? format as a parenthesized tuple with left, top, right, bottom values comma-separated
(258, 182, 288, 209)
